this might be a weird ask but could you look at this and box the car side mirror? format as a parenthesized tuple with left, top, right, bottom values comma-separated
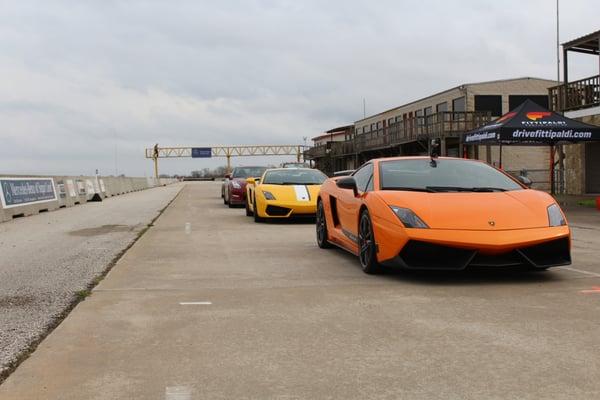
(517, 175, 532, 188)
(225, 174, 231, 180)
(246, 177, 255, 184)
(336, 176, 358, 196)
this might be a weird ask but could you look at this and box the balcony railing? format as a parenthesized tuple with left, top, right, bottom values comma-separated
(549, 75, 600, 112)
(355, 111, 491, 152)
(304, 141, 353, 160)
(305, 111, 491, 159)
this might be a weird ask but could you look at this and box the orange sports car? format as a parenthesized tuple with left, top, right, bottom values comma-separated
(316, 156, 571, 274)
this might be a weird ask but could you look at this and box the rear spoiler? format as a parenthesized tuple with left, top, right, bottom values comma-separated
(333, 170, 354, 177)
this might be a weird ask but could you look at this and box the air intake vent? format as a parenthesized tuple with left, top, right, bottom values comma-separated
(266, 205, 291, 216)
(399, 241, 475, 270)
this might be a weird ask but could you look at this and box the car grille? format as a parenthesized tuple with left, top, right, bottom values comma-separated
(517, 238, 571, 267)
(265, 205, 291, 216)
(399, 241, 476, 270)
(397, 238, 570, 270)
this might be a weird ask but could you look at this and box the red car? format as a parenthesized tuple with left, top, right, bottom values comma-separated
(222, 166, 267, 208)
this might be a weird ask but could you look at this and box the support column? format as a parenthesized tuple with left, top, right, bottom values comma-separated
(562, 47, 568, 111)
(226, 155, 231, 174)
(153, 157, 159, 180)
(550, 144, 555, 195)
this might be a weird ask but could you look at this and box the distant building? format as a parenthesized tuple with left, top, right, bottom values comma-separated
(549, 29, 600, 194)
(307, 77, 556, 185)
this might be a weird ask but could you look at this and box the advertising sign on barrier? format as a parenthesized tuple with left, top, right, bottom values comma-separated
(66, 180, 77, 197)
(191, 147, 212, 158)
(77, 180, 86, 195)
(85, 180, 95, 194)
(0, 177, 57, 208)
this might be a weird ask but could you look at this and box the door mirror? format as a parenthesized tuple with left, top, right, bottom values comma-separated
(246, 177, 255, 184)
(517, 175, 532, 188)
(225, 174, 231, 180)
(336, 176, 358, 196)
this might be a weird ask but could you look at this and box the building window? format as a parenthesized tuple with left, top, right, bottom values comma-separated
(452, 97, 466, 112)
(424, 106, 433, 116)
(474, 95, 502, 116)
(415, 109, 425, 127)
(436, 102, 448, 112)
(508, 95, 549, 110)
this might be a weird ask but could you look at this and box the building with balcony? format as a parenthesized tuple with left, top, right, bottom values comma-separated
(307, 77, 557, 184)
(549, 29, 600, 194)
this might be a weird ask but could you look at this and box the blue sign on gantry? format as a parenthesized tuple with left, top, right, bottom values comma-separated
(191, 148, 212, 158)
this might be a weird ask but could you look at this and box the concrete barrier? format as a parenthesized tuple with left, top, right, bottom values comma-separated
(0, 175, 178, 223)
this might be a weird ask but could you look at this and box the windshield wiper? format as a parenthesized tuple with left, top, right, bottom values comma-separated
(381, 186, 437, 193)
(426, 186, 507, 192)
(471, 187, 507, 192)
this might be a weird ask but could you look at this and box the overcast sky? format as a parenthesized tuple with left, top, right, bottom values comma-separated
(0, 0, 598, 176)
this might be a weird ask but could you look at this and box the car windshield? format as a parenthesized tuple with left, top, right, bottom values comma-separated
(232, 167, 267, 178)
(262, 169, 327, 185)
(379, 159, 523, 192)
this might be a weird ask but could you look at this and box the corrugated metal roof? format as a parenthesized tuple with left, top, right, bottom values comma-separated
(354, 77, 555, 124)
(562, 29, 600, 50)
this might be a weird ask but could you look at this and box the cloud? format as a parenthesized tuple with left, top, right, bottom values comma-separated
(0, 0, 598, 175)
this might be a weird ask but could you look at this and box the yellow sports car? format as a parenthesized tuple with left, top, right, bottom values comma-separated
(245, 168, 327, 222)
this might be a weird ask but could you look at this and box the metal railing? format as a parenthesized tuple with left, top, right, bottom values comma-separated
(305, 111, 491, 160)
(549, 74, 600, 112)
(355, 111, 491, 152)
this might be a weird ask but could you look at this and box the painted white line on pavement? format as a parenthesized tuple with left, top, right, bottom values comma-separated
(179, 301, 212, 305)
(165, 385, 192, 400)
(559, 267, 600, 278)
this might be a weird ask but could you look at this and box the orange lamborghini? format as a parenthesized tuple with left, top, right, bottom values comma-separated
(316, 156, 571, 274)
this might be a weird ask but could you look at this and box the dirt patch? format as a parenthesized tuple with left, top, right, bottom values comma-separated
(0, 295, 35, 308)
(68, 224, 134, 237)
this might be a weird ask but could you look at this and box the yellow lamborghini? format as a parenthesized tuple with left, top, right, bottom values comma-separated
(245, 168, 327, 222)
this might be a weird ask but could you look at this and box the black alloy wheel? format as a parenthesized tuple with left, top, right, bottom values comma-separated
(358, 210, 380, 274)
(316, 200, 332, 248)
(245, 198, 253, 216)
(253, 194, 264, 223)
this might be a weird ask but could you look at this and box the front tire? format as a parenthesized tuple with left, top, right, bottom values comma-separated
(316, 200, 332, 248)
(358, 210, 380, 274)
(253, 195, 264, 223)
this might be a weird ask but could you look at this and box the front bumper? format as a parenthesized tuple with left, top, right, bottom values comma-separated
(229, 188, 246, 205)
(375, 222, 571, 270)
(258, 201, 317, 218)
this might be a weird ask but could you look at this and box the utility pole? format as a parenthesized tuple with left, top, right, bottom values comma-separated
(363, 98, 366, 119)
(153, 143, 159, 179)
(114, 128, 118, 176)
(556, 0, 560, 88)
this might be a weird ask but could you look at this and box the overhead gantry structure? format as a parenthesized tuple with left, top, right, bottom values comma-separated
(145, 144, 308, 178)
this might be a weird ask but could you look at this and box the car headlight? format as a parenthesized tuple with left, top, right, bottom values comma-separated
(262, 191, 276, 200)
(547, 203, 566, 227)
(389, 206, 429, 229)
(231, 181, 241, 189)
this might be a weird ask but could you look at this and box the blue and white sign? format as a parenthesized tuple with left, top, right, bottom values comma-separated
(191, 147, 212, 158)
(0, 177, 57, 208)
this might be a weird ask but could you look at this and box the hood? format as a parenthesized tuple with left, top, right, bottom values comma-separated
(376, 189, 555, 230)
(259, 184, 321, 203)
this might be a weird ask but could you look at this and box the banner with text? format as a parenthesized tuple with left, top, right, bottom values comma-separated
(0, 178, 57, 208)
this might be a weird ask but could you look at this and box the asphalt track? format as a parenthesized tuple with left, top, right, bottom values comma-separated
(1, 181, 600, 399)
